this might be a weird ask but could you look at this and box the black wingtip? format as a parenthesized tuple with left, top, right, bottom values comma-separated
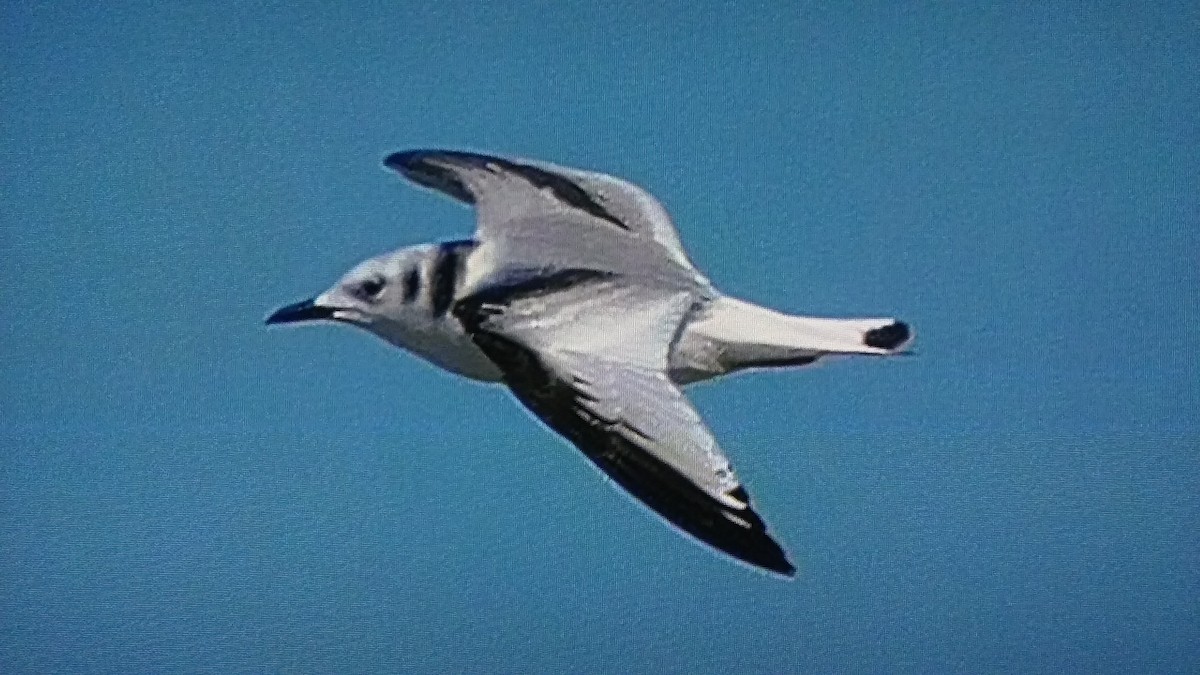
(383, 150, 476, 204)
(383, 149, 472, 172)
(744, 535, 796, 578)
(752, 550, 796, 578)
(714, 488, 795, 577)
(383, 150, 424, 171)
(864, 321, 911, 350)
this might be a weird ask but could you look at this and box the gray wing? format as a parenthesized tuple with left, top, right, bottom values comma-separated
(384, 149, 700, 275)
(453, 270, 794, 576)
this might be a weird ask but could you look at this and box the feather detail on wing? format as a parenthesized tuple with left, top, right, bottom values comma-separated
(384, 149, 698, 273)
(452, 271, 795, 576)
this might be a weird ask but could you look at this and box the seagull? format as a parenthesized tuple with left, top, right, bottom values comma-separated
(266, 150, 912, 577)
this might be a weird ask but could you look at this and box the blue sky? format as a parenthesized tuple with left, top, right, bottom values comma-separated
(3, 2, 1197, 672)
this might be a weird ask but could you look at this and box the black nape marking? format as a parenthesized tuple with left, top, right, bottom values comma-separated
(429, 240, 475, 318)
(385, 150, 630, 232)
(864, 321, 911, 350)
(402, 268, 420, 303)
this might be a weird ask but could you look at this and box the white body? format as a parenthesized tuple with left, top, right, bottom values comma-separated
(355, 243, 906, 385)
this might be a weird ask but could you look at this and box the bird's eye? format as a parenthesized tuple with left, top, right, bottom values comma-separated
(358, 277, 386, 299)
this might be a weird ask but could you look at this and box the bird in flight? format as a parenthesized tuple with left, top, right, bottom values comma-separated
(267, 150, 912, 577)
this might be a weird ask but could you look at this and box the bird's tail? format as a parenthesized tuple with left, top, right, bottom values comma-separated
(689, 297, 913, 372)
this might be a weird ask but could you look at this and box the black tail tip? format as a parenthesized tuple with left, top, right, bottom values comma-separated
(864, 321, 911, 350)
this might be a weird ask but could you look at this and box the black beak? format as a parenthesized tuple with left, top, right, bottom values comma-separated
(264, 298, 335, 325)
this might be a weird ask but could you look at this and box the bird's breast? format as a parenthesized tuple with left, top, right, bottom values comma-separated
(371, 316, 504, 382)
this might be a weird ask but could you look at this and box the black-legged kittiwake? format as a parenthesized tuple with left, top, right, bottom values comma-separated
(267, 150, 913, 577)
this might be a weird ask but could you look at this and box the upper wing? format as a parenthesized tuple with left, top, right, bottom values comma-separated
(384, 149, 698, 273)
(453, 272, 794, 576)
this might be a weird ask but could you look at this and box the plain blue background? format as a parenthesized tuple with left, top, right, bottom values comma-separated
(3, 2, 1197, 672)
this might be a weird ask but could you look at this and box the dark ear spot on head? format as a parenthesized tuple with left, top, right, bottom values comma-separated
(355, 275, 386, 301)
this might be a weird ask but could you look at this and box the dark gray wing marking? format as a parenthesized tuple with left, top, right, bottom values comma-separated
(385, 150, 630, 231)
(453, 281, 796, 576)
(462, 267, 616, 308)
(463, 327, 795, 576)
